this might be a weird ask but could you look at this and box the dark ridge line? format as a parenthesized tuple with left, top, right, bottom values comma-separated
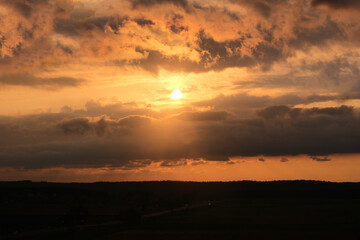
(1, 180, 359, 184)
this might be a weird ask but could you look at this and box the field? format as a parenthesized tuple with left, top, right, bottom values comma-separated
(1, 181, 359, 239)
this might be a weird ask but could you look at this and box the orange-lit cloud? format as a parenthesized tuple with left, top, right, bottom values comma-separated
(1, 0, 360, 181)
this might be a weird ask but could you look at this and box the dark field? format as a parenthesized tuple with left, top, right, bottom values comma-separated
(1, 181, 359, 239)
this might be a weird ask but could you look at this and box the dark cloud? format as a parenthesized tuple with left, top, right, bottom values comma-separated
(0, 0, 49, 18)
(258, 157, 265, 162)
(251, 42, 283, 71)
(59, 118, 92, 135)
(134, 18, 155, 26)
(120, 159, 153, 170)
(131, 21, 345, 74)
(194, 93, 340, 115)
(258, 105, 354, 119)
(171, 3, 348, 73)
(223, 9, 240, 21)
(191, 105, 360, 159)
(4, 0, 32, 18)
(129, 0, 191, 12)
(311, 0, 360, 10)
(54, 15, 129, 36)
(94, 118, 107, 136)
(0, 73, 85, 89)
(289, 18, 345, 49)
(236, 56, 360, 99)
(160, 159, 187, 167)
(126, 29, 263, 74)
(194, 93, 270, 112)
(257, 105, 299, 119)
(310, 155, 331, 161)
(129, 49, 203, 74)
(0, 37, 5, 49)
(59, 117, 107, 136)
(118, 115, 152, 128)
(60, 105, 72, 114)
(170, 24, 187, 33)
(196, 30, 242, 62)
(0, 1, 54, 61)
(1, 0, 354, 79)
(253, 1, 271, 18)
(0, 104, 360, 169)
(130, 17, 348, 74)
(229, 0, 272, 18)
(130, 32, 255, 74)
(191, 160, 206, 166)
(307, 58, 359, 87)
(304, 105, 354, 117)
(53, 18, 83, 36)
(81, 100, 158, 119)
(167, 14, 188, 33)
(229, 0, 288, 18)
(280, 157, 289, 162)
(176, 111, 231, 121)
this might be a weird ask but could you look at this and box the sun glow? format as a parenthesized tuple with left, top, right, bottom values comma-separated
(170, 89, 183, 100)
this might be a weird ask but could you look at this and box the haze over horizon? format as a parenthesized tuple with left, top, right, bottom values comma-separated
(1, 0, 360, 182)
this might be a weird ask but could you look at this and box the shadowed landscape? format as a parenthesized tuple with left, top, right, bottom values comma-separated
(1, 181, 359, 239)
(2, 0, 360, 239)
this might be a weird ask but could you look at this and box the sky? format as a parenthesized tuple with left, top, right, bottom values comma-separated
(0, 0, 360, 182)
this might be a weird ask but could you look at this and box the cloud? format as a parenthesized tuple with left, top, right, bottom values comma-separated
(259, 105, 355, 119)
(1, 0, 33, 18)
(237, 56, 360, 96)
(53, 15, 131, 36)
(129, 0, 191, 12)
(134, 18, 155, 27)
(81, 100, 158, 119)
(118, 115, 152, 128)
(257, 105, 299, 119)
(311, 0, 360, 10)
(129, 16, 349, 74)
(0, 0, 54, 61)
(59, 118, 91, 134)
(289, 18, 345, 49)
(126, 27, 286, 74)
(193, 93, 347, 115)
(60, 105, 72, 113)
(160, 159, 187, 167)
(280, 157, 289, 162)
(167, 14, 188, 33)
(229, 0, 273, 18)
(0, 0, 357, 83)
(128, 49, 202, 74)
(310, 155, 331, 161)
(1, 0, 360, 172)
(175, 111, 231, 121)
(0, 73, 85, 89)
(0, 102, 359, 169)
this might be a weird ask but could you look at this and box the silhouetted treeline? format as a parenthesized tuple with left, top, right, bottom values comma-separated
(2, 180, 360, 203)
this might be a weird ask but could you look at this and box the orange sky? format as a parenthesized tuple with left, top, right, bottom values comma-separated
(0, 0, 360, 182)
(1, 154, 360, 182)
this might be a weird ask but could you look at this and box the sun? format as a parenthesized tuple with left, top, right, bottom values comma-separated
(170, 89, 183, 100)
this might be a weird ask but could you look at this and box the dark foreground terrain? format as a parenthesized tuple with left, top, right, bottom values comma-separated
(0, 181, 359, 239)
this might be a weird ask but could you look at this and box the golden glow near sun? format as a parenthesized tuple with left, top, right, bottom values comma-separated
(171, 89, 183, 100)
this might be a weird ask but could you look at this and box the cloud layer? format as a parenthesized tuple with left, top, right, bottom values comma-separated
(0, 0, 359, 91)
(1, 0, 360, 177)
(0, 101, 359, 169)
